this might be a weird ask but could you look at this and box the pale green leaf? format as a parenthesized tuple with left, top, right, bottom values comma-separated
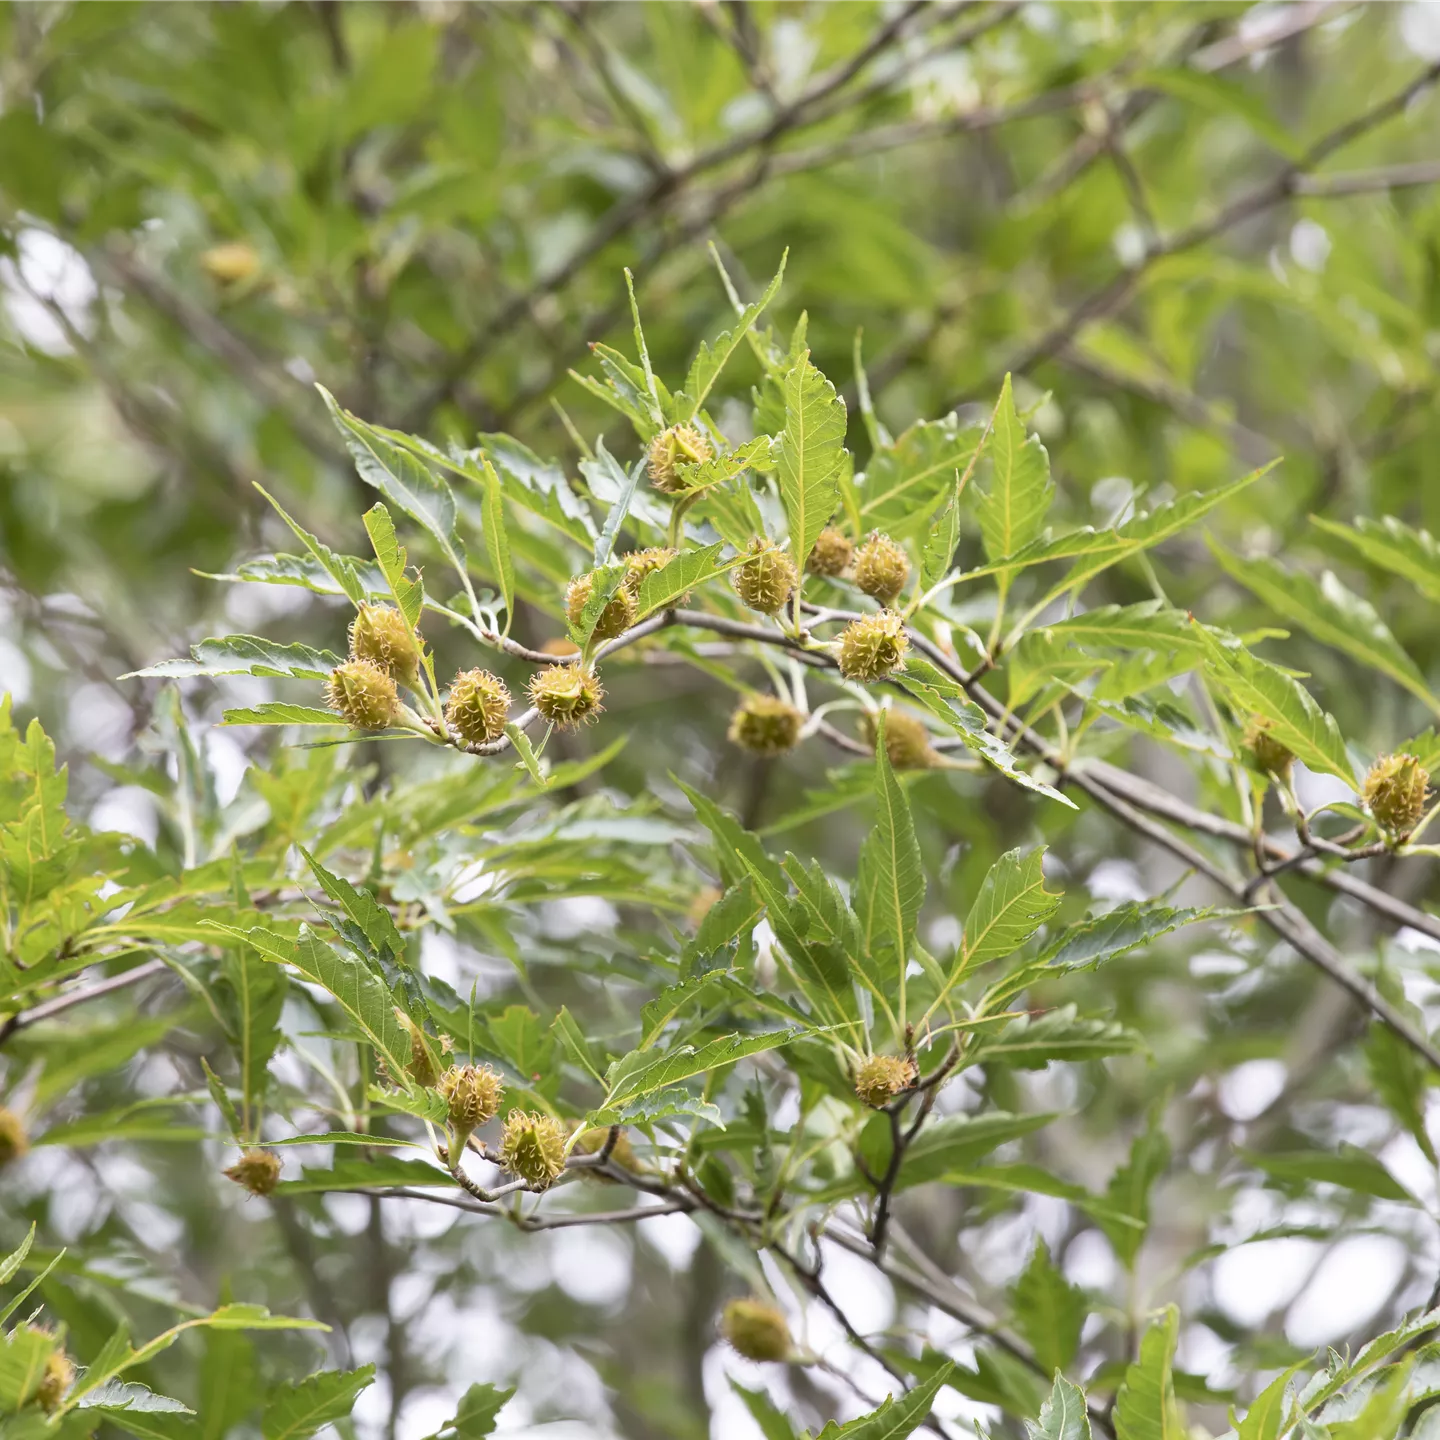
(362, 502, 423, 628)
(1312, 513, 1440, 605)
(814, 1362, 956, 1439)
(126, 636, 341, 681)
(253, 484, 366, 605)
(221, 704, 344, 727)
(775, 354, 847, 572)
(977, 375, 1053, 568)
(855, 713, 925, 979)
(961, 848, 1061, 973)
(1114, 1306, 1182, 1440)
(680, 251, 787, 421)
(1012, 1240, 1086, 1376)
(1025, 1375, 1093, 1440)
(262, 1365, 375, 1440)
(863, 416, 983, 540)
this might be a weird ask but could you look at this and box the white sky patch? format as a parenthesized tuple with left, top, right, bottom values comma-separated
(1287, 1235, 1409, 1347)
(1219, 1059, 1287, 1122)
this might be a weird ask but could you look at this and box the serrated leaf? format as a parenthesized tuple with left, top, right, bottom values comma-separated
(1210, 542, 1436, 709)
(1101, 1113, 1170, 1268)
(679, 252, 786, 421)
(1012, 1240, 1086, 1376)
(977, 375, 1053, 569)
(221, 704, 344, 727)
(126, 636, 341, 681)
(475, 433, 594, 542)
(0, 1225, 34, 1286)
(1114, 1306, 1182, 1440)
(1026, 1375, 1093, 1440)
(814, 1362, 956, 1439)
(961, 848, 1061, 973)
(362, 502, 424, 629)
(599, 1029, 807, 1115)
(1041, 903, 1228, 970)
(1312, 513, 1440, 605)
(863, 416, 983, 540)
(1196, 627, 1353, 783)
(1244, 1145, 1413, 1202)
(424, 1381, 514, 1439)
(262, 1365, 375, 1440)
(477, 453, 514, 626)
(275, 1156, 454, 1194)
(1237, 1364, 1304, 1440)
(632, 543, 730, 621)
(253, 484, 366, 605)
(920, 476, 962, 590)
(568, 561, 628, 652)
(587, 440, 645, 569)
(850, 1110, 1059, 1196)
(972, 1006, 1143, 1068)
(300, 847, 406, 964)
(775, 353, 846, 573)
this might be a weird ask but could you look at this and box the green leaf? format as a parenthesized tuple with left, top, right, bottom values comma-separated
(300, 846, 406, 963)
(632, 543, 731, 621)
(1244, 1145, 1413, 1202)
(775, 353, 846, 573)
(0, 1322, 55, 1411)
(0, 1225, 35, 1286)
(1101, 1113, 1170, 1268)
(1114, 1306, 1182, 1440)
(1041, 903, 1229, 970)
(851, 1110, 1059, 1196)
(814, 1362, 956, 1438)
(855, 714, 925, 988)
(919, 474, 963, 590)
(261, 1365, 375, 1440)
(1236, 1364, 1303, 1440)
(478, 454, 515, 627)
(198, 1326, 257, 1440)
(971, 1006, 1143, 1068)
(1138, 66, 1303, 161)
(960, 848, 1061, 973)
(275, 1155, 455, 1194)
(362, 502, 424, 629)
(588, 440, 644, 570)
(1196, 628, 1353, 784)
(1209, 541, 1436, 709)
(319, 388, 469, 579)
(126, 636, 341, 681)
(679, 250, 787, 421)
(1025, 1375, 1093, 1440)
(424, 1382, 515, 1439)
(976, 375, 1053, 569)
(1012, 1240, 1086, 1376)
(598, 1029, 808, 1116)
(1312, 513, 1440, 605)
(253, 484, 366, 606)
(862, 416, 983, 540)
(731, 1382, 799, 1440)
(221, 704, 344, 727)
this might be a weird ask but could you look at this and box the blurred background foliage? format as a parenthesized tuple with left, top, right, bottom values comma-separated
(6, 3, 1440, 1438)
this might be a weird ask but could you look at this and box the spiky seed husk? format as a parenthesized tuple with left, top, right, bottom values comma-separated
(733, 538, 798, 615)
(807, 527, 854, 578)
(721, 1299, 792, 1362)
(854, 1053, 918, 1107)
(861, 710, 937, 770)
(437, 1064, 503, 1137)
(622, 547, 677, 596)
(349, 603, 421, 686)
(853, 531, 910, 605)
(445, 669, 511, 747)
(566, 571, 638, 641)
(499, 1111, 568, 1189)
(324, 659, 401, 730)
(1243, 716, 1294, 778)
(568, 1122, 638, 1178)
(224, 1148, 282, 1197)
(528, 665, 605, 729)
(836, 611, 909, 683)
(393, 1011, 441, 1088)
(647, 424, 713, 494)
(1364, 753, 1430, 838)
(35, 1349, 75, 1413)
(728, 695, 804, 756)
(0, 1108, 28, 1166)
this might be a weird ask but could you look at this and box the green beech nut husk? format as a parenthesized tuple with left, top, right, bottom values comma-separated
(1243, 716, 1294, 778)
(394, 1011, 442, 1088)
(853, 531, 910, 605)
(499, 1110, 568, 1189)
(324, 659, 401, 730)
(836, 611, 909, 683)
(1364, 752, 1430, 838)
(565, 570, 637, 641)
(807, 526, 854, 578)
(349, 603, 421, 686)
(528, 664, 604, 729)
(861, 710, 937, 770)
(446, 669, 511, 746)
(35, 1347, 74, 1413)
(733, 538, 798, 615)
(647, 423, 713, 494)
(224, 1147, 282, 1197)
(437, 1063, 503, 1151)
(0, 1107, 28, 1167)
(622, 546, 677, 595)
(721, 1299, 792, 1362)
(854, 1053, 918, 1107)
(727, 694, 804, 756)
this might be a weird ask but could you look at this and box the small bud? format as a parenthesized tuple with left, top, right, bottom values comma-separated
(324, 659, 401, 730)
(733, 538, 798, 616)
(1364, 753, 1430, 839)
(721, 1299, 792, 1363)
(0, 1108, 28, 1167)
(853, 532, 911, 605)
(836, 611, 909, 683)
(623, 546, 678, 597)
(854, 1054, 918, 1107)
(499, 1110, 568, 1189)
(647, 424, 713, 494)
(396, 1012, 442, 1088)
(528, 664, 605, 730)
(224, 1148, 282, 1197)
(568, 1122, 638, 1178)
(446, 669, 511, 746)
(34, 1347, 75, 1413)
(728, 694, 804, 756)
(349, 603, 421, 686)
(861, 710, 937, 770)
(200, 241, 260, 284)
(807, 527, 854, 578)
(1243, 716, 1294, 779)
(437, 1063, 504, 1147)
(565, 571, 637, 641)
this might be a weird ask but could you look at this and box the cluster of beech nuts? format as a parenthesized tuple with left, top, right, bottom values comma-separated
(436, 1061, 572, 1189)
